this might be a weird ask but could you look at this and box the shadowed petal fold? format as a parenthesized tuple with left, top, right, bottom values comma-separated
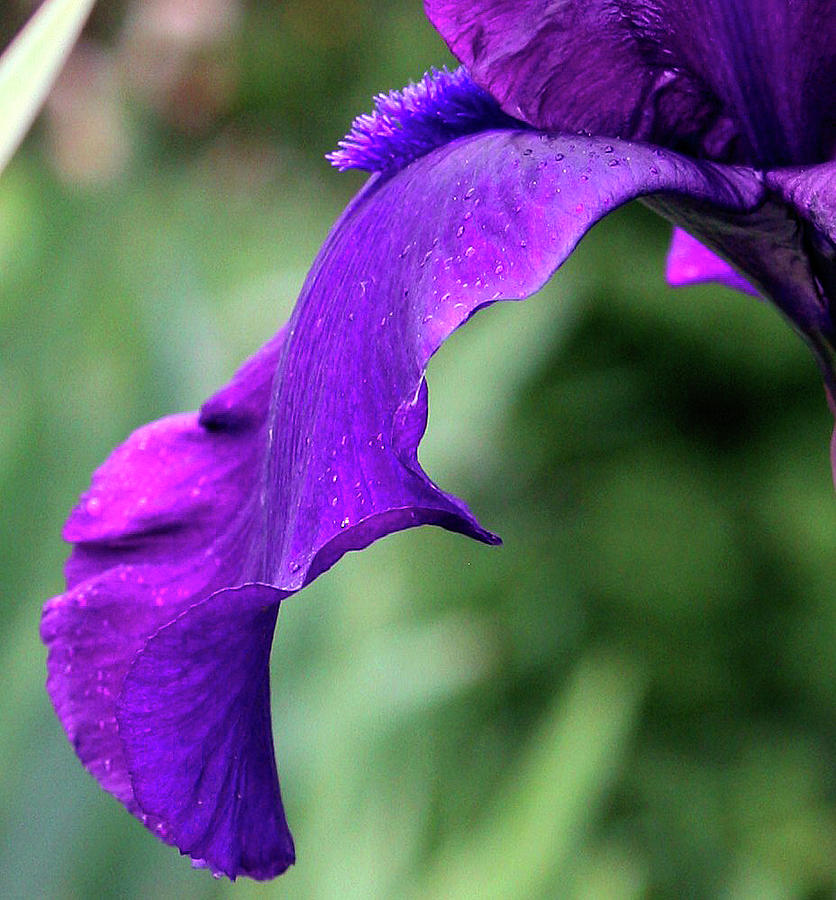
(765, 163, 836, 358)
(766, 163, 836, 247)
(766, 162, 836, 473)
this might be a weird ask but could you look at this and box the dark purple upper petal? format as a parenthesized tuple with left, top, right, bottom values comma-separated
(251, 130, 763, 590)
(425, 0, 836, 165)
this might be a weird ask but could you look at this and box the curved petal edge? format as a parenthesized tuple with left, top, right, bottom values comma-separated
(118, 584, 294, 881)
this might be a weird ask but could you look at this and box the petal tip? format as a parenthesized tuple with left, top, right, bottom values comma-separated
(118, 584, 294, 881)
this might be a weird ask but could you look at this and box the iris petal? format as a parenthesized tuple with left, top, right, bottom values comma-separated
(766, 163, 836, 248)
(253, 130, 764, 589)
(43, 130, 765, 880)
(425, 0, 710, 149)
(41, 332, 286, 876)
(666, 227, 758, 296)
(118, 584, 294, 881)
(425, 0, 836, 165)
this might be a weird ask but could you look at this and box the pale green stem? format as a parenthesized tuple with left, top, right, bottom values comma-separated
(0, 0, 97, 176)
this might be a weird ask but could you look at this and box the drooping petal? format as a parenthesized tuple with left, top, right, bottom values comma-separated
(666, 227, 758, 296)
(425, 0, 836, 165)
(251, 129, 764, 590)
(41, 331, 290, 877)
(41, 128, 766, 881)
(62, 330, 285, 588)
(117, 584, 294, 881)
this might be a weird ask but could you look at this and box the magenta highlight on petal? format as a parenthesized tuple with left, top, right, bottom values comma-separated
(43, 0, 836, 882)
(666, 227, 759, 297)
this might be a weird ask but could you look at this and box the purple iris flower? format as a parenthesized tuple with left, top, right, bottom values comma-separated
(42, 0, 835, 882)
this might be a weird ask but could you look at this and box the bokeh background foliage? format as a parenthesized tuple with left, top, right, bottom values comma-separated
(1, 1, 834, 897)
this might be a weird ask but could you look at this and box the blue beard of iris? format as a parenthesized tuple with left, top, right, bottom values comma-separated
(328, 67, 524, 175)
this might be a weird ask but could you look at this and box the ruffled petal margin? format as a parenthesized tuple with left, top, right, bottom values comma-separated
(41, 332, 291, 877)
(42, 130, 765, 879)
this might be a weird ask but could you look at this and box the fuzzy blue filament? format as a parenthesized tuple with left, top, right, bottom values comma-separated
(327, 66, 523, 175)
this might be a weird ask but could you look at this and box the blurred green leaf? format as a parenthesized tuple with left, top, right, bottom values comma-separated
(418, 650, 647, 900)
(0, 0, 96, 175)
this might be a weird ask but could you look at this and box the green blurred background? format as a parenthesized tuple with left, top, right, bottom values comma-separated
(1, 1, 834, 897)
